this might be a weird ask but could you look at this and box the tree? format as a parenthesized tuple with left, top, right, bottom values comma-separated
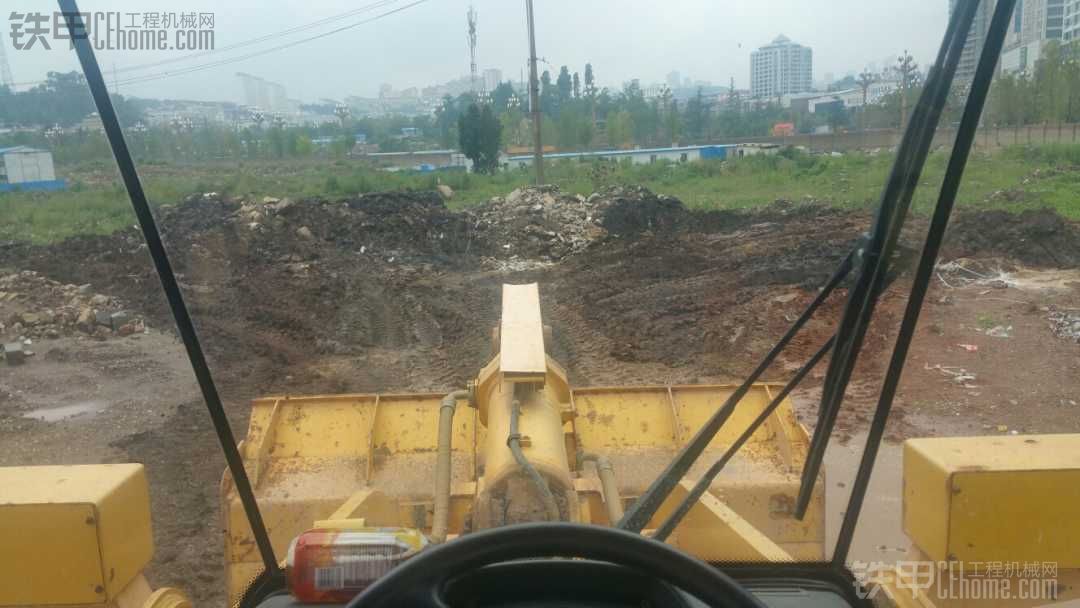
(490, 81, 516, 113)
(540, 70, 555, 114)
(458, 103, 502, 174)
(606, 110, 635, 148)
(896, 51, 920, 129)
(726, 77, 741, 112)
(856, 71, 877, 131)
(435, 94, 460, 148)
(583, 63, 598, 128)
(684, 88, 707, 142)
(665, 98, 680, 145)
(556, 66, 573, 104)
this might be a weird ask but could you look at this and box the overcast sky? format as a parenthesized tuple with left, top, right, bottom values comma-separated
(5, 0, 947, 103)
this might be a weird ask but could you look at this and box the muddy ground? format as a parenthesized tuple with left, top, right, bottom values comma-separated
(2, 186, 1079, 606)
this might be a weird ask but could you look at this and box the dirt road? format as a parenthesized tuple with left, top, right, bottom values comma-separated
(2, 186, 1078, 605)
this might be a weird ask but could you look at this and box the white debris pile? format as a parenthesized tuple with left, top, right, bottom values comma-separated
(926, 363, 978, 388)
(935, 259, 1013, 290)
(1047, 307, 1080, 343)
(469, 185, 610, 262)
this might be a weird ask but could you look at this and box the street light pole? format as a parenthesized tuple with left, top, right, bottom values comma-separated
(525, 0, 544, 185)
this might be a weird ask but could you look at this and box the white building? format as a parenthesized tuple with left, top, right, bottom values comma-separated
(802, 79, 900, 113)
(236, 72, 291, 113)
(1000, 0, 1065, 73)
(950, 0, 1003, 81)
(503, 145, 735, 170)
(1065, 0, 1080, 40)
(750, 35, 813, 99)
(483, 68, 502, 92)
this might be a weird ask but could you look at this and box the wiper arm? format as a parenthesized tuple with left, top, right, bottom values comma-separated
(57, 1, 280, 577)
(652, 334, 835, 542)
(650, 267, 904, 542)
(831, 0, 1017, 566)
(617, 250, 855, 532)
(793, 0, 979, 520)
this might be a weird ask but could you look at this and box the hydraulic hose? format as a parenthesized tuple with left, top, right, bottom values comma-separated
(580, 452, 624, 524)
(431, 389, 470, 543)
(508, 399, 561, 521)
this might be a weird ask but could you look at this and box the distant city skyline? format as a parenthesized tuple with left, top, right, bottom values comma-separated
(4, 0, 947, 105)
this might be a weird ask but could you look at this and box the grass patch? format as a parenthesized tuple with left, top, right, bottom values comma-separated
(3, 144, 1080, 244)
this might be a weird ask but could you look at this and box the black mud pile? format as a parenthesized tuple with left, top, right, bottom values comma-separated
(5, 185, 1076, 396)
(947, 208, 1080, 268)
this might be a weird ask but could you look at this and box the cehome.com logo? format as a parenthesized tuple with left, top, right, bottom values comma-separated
(9, 11, 215, 52)
(852, 560, 1060, 602)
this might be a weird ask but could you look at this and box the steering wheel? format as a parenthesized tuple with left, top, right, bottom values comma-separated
(345, 522, 767, 608)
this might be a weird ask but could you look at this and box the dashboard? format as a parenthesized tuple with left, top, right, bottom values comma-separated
(257, 561, 865, 608)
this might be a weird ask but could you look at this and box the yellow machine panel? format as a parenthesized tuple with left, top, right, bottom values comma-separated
(0, 464, 153, 606)
(903, 434, 1080, 567)
(220, 284, 826, 602)
(223, 383, 823, 600)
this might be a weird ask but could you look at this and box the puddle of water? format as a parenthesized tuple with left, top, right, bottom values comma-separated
(1006, 269, 1080, 292)
(22, 400, 108, 422)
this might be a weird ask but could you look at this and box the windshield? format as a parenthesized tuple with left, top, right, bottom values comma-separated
(2, 1, 1079, 606)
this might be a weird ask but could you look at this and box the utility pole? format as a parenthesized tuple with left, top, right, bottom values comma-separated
(856, 70, 877, 131)
(525, 0, 544, 184)
(467, 5, 478, 94)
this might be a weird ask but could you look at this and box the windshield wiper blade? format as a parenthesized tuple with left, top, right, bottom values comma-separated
(57, 1, 280, 576)
(793, 0, 979, 520)
(617, 249, 855, 533)
(649, 266, 905, 542)
(652, 334, 835, 542)
(831, 0, 1017, 566)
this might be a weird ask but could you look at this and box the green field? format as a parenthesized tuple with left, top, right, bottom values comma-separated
(3, 144, 1080, 244)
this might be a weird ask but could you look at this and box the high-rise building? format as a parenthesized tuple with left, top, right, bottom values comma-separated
(749, 35, 813, 99)
(666, 70, 681, 89)
(950, 0, 999, 82)
(1065, 0, 1080, 41)
(1000, 0, 1064, 72)
(483, 68, 502, 93)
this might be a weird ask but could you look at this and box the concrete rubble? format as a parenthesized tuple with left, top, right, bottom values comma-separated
(3, 341, 26, 365)
(1047, 307, 1080, 343)
(0, 270, 145, 345)
(469, 185, 607, 262)
(468, 185, 682, 264)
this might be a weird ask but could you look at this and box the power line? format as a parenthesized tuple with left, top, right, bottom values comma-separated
(110, 0, 401, 75)
(10, 0, 420, 89)
(94, 0, 429, 89)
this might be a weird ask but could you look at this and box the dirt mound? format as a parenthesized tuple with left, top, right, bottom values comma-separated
(11, 188, 1072, 395)
(946, 208, 1080, 267)
(248, 191, 470, 261)
(596, 185, 687, 236)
